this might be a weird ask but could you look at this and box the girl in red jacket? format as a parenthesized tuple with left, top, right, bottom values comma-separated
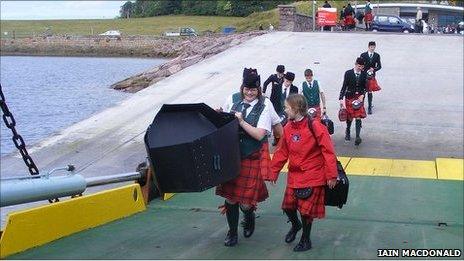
(267, 94, 338, 252)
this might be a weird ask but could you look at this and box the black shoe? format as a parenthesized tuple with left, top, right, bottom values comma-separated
(242, 211, 255, 238)
(224, 231, 238, 247)
(293, 238, 312, 252)
(285, 222, 302, 243)
(345, 132, 351, 142)
(368, 107, 372, 114)
(355, 137, 362, 146)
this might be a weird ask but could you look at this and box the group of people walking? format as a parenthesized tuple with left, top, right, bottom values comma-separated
(215, 40, 382, 252)
(339, 0, 374, 31)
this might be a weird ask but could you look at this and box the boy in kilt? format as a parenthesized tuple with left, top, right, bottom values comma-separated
(364, 0, 373, 31)
(360, 41, 382, 114)
(339, 57, 367, 146)
(269, 72, 299, 124)
(300, 68, 327, 119)
(263, 65, 285, 94)
(267, 94, 338, 252)
(216, 68, 273, 247)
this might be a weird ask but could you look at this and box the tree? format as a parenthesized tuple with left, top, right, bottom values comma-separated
(120, 1, 134, 18)
(120, 0, 294, 18)
(449, 0, 464, 6)
(216, 0, 232, 16)
(181, 0, 218, 15)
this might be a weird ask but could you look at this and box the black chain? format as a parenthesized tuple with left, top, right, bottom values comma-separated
(0, 84, 40, 175)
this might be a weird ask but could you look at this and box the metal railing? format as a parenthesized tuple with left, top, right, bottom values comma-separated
(0, 165, 147, 207)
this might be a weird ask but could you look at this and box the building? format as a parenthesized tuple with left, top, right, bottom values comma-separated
(354, 2, 464, 29)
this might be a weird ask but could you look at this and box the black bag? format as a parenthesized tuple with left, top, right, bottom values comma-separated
(324, 160, 349, 208)
(295, 187, 312, 199)
(321, 114, 334, 135)
(307, 117, 349, 208)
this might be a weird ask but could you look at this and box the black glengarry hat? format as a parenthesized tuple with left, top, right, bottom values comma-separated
(284, 72, 295, 81)
(242, 67, 261, 88)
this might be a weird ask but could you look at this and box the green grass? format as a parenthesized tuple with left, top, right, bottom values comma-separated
(294, 0, 346, 16)
(0, 1, 351, 38)
(0, 15, 244, 37)
(234, 8, 279, 32)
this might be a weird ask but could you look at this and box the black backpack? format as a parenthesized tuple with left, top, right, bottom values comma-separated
(307, 117, 349, 208)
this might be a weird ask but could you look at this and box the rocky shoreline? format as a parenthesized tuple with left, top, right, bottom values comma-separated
(110, 31, 266, 92)
(1, 31, 266, 92)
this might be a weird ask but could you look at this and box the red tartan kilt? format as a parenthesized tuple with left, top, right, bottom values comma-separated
(345, 96, 366, 120)
(308, 105, 322, 119)
(259, 142, 272, 180)
(367, 78, 381, 92)
(345, 15, 355, 25)
(216, 143, 270, 206)
(282, 186, 326, 219)
(365, 13, 373, 22)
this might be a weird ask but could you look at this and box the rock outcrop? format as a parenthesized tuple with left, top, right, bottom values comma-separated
(110, 31, 266, 92)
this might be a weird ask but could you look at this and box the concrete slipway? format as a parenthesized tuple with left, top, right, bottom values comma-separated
(1, 32, 463, 259)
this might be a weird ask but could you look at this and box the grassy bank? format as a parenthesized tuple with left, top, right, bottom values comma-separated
(0, 15, 244, 37)
(1, 1, 349, 37)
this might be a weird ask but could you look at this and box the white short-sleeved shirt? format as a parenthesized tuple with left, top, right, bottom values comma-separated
(299, 79, 325, 94)
(223, 94, 281, 126)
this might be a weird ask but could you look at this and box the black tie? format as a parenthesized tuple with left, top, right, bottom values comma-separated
(242, 103, 251, 118)
(369, 53, 373, 59)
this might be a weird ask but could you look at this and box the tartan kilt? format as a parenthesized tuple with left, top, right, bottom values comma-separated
(216, 143, 270, 206)
(367, 78, 381, 92)
(308, 105, 322, 119)
(259, 142, 272, 180)
(345, 15, 355, 26)
(365, 13, 373, 23)
(282, 186, 326, 219)
(345, 96, 367, 120)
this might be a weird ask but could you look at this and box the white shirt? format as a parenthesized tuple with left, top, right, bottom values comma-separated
(282, 84, 292, 98)
(222, 94, 275, 133)
(299, 79, 324, 94)
(368, 51, 374, 58)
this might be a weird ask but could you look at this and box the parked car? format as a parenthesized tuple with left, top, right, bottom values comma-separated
(458, 21, 464, 35)
(99, 30, 121, 37)
(164, 27, 197, 37)
(371, 15, 415, 33)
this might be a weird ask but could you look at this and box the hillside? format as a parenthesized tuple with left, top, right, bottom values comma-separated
(0, 1, 348, 37)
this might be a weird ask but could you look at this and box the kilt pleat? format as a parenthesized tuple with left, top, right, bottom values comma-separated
(216, 143, 270, 206)
(345, 96, 367, 120)
(367, 78, 381, 92)
(282, 186, 326, 219)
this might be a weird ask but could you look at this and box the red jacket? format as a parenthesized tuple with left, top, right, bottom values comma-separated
(269, 116, 338, 188)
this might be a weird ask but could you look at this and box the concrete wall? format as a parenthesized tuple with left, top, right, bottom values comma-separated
(278, 5, 313, 32)
(294, 13, 313, 32)
(278, 5, 296, 31)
